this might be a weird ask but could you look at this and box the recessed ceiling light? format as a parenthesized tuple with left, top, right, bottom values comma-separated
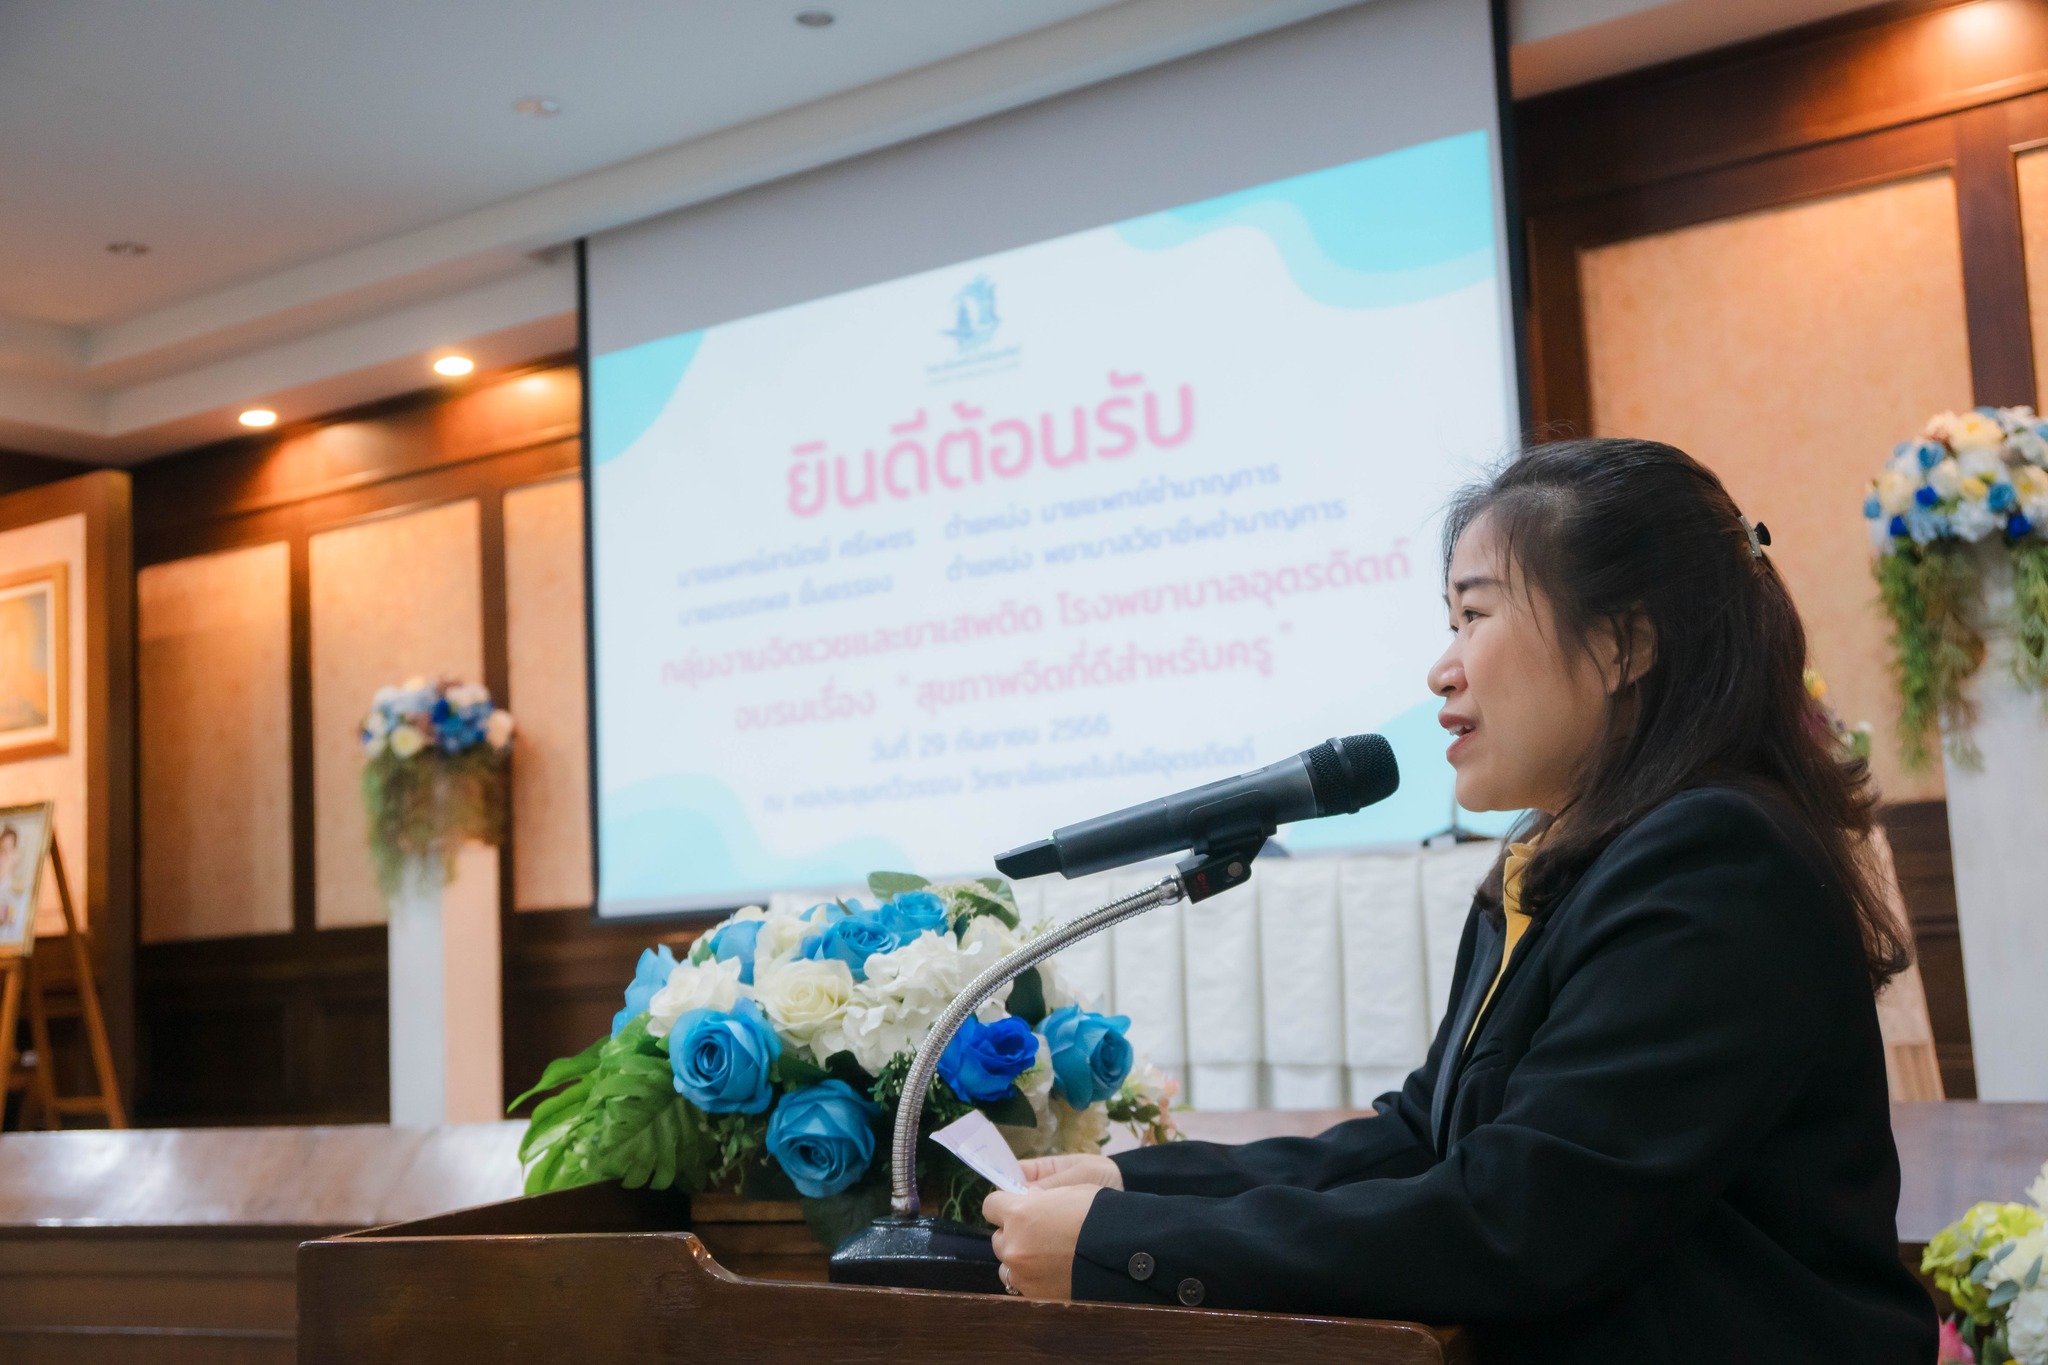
(239, 408, 277, 428)
(433, 355, 475, 377)
(795, 10, 835, 27)
(512, 97, 562, 117)
(105, 241, 149, 256)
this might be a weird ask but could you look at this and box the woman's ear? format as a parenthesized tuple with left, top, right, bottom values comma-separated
(1599, 610, 1658, 694)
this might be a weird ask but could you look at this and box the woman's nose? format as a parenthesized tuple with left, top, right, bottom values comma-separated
(1428, 646, 1464, 698)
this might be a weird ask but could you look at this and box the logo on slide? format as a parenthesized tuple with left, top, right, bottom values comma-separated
(941, 275, 1001, 353)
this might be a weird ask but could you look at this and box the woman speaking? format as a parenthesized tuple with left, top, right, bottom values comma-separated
(982, 439, 1938, 1362)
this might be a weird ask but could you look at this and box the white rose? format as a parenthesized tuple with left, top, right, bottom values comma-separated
(2027, 1158, 2048, 1212)
(1876, 470, 1916, 517)
(646, 956, 746, 1038)
(363, 732, 388, 759)
(1951, 410, 2005, 453)
(1951, 499, 2002, 542)
(388, 723, 425, 759)
(755, 910, 816, 967)
(755, 958, 854, 1059)
(484, 709, 516, 750)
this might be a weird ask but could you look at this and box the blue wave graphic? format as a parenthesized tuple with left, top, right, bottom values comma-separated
(1280, 696, 1520, 851)
(1114, 129, 1496, 309)
(600, 772, 915, 907)
(590, 329, 704, 466)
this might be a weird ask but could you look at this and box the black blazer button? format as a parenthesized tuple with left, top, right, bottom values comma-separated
(1177, 1277, 1205, 1307)
(1127, 1252, 1155, 1280)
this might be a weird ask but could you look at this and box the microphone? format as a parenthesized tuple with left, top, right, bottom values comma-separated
(994, 734, 1398, 881)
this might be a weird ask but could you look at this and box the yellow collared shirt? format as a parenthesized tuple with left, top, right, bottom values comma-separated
(1466, 840, 1537, 1048)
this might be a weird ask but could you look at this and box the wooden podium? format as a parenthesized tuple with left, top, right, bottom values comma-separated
(297, 1181, 1473, 1363)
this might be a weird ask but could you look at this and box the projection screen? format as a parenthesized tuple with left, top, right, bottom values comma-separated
(585, 0, 1522, 916)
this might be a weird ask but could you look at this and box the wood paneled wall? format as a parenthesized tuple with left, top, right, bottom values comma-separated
(1517, 0, 2048, 1095)
(129, 365, 687, 1125)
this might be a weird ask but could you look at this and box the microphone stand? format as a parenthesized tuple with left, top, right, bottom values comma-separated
(829, 835, 1266, 1293)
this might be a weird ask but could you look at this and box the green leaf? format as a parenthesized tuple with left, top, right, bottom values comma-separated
(1988, 1279, 2019, 1309)
(980, 1092, 1036, 1128)
(822, 1050, 872, 1090)
(775, 1053, 829, 1087)
(507, 1037, 604, 1112)
(869, 871, 931, 899)
(951, 886, 1019, 930)
(1006, 967, 1047, 1025)
(975, 877, 1016, 907)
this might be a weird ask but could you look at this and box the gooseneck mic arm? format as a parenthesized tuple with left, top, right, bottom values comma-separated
(886, 872, 1189, 1217)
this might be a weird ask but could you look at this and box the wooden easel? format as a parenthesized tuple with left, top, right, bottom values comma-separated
(0, 840, 126, 1130)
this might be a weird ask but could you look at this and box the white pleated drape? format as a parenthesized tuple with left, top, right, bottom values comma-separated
(1009, 842, 1498, 1110)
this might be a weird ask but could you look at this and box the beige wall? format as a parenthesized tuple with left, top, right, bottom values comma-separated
(0, 513, 89, 934)
(1580, 173, 1975, 802)
(309, 501, 485, 928)
(138, 543, 293, 941)
(503, 476, 593, 911)
(2016, 149, 2048, 414)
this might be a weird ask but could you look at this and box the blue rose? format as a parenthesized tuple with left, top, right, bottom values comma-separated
(878, 890, 948, 946)
(709, 919, 764, 986)
(613, 944, 676, 1037)
(1990, 482, 2019, 512)
(1915, 484, 1940, 507)
(938, 1015, 1039, 1103)
(669, 998, 781, 1113)
(1862, 493, 1882, 520)
(1888, 514, 1908, 538)
(767, 1080, 882, 1198)
(805, 898, 861, 925)
(1040, 1005, 1134, 1108)
(2011, 512, 2036, 540)
(799, 913, 895, 982)
(1917, 439, 1945, 470)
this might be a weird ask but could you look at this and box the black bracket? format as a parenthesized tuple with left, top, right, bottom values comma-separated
(1175, 834, 1268, 903)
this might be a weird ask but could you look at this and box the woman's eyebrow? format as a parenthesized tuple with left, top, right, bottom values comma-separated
(1451, 574, 1502, 595)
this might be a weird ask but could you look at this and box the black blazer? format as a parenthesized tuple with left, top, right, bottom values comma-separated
(1075, 787, 1937, 1363)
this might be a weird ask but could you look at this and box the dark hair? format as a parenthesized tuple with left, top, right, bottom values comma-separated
(1444, 437, 1910, 988)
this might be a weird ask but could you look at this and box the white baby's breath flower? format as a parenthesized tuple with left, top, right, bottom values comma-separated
(363, 732, 388, 759)
(1959, 444, 2007, 482)
(484, 709, 515, 750)
(646, 956, 746, 1038)
(447, 682, 491, 710)
(755, 958, 855, 1060)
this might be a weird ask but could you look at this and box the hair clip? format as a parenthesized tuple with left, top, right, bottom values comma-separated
(1741, 516, 1771, 559)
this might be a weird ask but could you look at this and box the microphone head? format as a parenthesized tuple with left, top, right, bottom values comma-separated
(1305, 733, 1398, 815)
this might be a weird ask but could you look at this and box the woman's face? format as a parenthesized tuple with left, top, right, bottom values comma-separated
(1427, 514, 1618, 815)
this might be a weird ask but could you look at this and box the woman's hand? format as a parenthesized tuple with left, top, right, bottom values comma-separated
(984, 1184, 1102, 1300)
(1020, 1154, 1124, 1192)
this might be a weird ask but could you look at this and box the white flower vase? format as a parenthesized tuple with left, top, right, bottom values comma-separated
(387, 842, 503, 1126)
(1941, 545, 2048, 1100)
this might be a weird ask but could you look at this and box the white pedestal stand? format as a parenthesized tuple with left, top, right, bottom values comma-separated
(1942, 548, 2048, 1100)
(387, 843, 503, 1126)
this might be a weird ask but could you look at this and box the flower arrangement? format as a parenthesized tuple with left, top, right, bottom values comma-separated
(358, 676, 515, 894)
(512, 872, 1180, 1249)
(1805, 668, 1873, 763)
(1865, 408, 2048, 768)
(1923, 1159, 2048, 1364)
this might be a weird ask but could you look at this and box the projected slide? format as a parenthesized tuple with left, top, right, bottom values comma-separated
(591, 130, 1515, 913)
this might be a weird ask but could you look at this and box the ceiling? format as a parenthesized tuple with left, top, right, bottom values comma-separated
(1, 0, 1890, 464)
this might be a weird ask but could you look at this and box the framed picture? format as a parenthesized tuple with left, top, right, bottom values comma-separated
(0, 563, 66, 763)
(0, 800, 54, 957)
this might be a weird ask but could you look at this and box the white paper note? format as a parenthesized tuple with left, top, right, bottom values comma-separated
(929, 1109, 1029, 1194)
